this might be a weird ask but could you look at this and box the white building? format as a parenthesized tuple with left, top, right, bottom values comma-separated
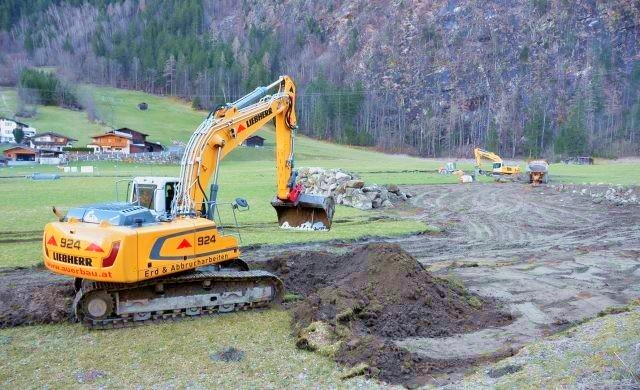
(0, 117, 37, 143)
(28, 132, 76, 152)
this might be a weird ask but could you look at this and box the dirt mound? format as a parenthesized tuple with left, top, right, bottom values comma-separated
(259, 243, 512, 385)
(0, 267, 74, 327)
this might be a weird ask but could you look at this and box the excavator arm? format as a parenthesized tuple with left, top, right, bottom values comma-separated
(173, 76, 334, 229)
(473, 148, 503, 167)
(473, 147, 521, 177)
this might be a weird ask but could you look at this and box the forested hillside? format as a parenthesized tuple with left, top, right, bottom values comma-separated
(0, 0, 638, 158)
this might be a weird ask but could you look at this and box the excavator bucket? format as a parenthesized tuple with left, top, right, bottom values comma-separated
(272, 194, 335, 230)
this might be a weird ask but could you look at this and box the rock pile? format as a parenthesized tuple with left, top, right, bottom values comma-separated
(297, 168, 413, 210)
(584, 186, 639, 205)
(553, 185, 639, 206)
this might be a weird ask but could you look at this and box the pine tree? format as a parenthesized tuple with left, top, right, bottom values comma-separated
(556, 98, 588, 156)
(12, 128, 24, 144)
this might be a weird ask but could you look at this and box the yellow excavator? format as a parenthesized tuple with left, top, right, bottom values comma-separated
(43, 76, 334, 328)
(473, 147, 521, 180)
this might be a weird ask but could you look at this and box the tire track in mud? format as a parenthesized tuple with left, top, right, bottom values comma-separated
(0, 230, 43, 244)
(382, 183, 640, 380)
(398, 183, 639, 261)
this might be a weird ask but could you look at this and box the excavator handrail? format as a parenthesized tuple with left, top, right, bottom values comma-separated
(172, 76, 298, 217)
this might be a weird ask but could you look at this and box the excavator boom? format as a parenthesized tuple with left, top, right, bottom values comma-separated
(173, 75, 334, 229)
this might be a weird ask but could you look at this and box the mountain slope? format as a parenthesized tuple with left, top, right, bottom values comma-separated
(0, 0, 638, 157)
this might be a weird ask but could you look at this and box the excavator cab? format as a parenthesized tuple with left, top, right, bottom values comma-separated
(127, 177, 179, 217)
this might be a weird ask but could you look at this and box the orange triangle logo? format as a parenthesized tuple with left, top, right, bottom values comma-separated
(237, 124, 246, 134)
(47, 236, 57, 246)
(177, 239, 192, 249)
(85, 243, 104, 252)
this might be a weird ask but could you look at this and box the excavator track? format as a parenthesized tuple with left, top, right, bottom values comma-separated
(73, 266, 283, 329)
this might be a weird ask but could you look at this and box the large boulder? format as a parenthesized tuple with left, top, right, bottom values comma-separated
(385, 184, 400, 193)
(365, 191, 379, 201)
(351, 193, 373, 210)
(346, 179, 365, 189)
(335, 171, 351, 181)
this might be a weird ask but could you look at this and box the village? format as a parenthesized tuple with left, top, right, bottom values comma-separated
(0, 115, 266, 166)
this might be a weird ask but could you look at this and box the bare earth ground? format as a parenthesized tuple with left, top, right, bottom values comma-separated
(391, 183, 639, 359)
(245, 183, 640, 384)
(1, 183, 638, 386)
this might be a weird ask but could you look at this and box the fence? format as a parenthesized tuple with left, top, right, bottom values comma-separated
(67, 151, 183, 164)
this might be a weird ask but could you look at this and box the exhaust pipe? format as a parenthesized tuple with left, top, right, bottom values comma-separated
(271, 194, 335, 230)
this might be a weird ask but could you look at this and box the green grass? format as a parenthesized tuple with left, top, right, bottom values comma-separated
(0, 159, 432, 268)
(0, 310, 346, 388)
(88, 86, 207, 146)
(0, 85, 443, 268)
(548, 162, 640, 185)
(0, 88, 109, 146)
(0, 86, 204, 147)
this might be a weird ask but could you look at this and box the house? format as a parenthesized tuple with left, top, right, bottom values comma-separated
(88, 131, 132, 154)
(88, 128, 164, 154)
(2, 146, 37, 164)
(144, 141, 164, 153)
(243, 135, 265, 147)
(0, 117, 37, 143)
(28, 132, 76, 152)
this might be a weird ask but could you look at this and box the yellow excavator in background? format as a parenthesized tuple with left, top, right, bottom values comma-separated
(42, 76, 334, 328)
(473, 147, 521, 180)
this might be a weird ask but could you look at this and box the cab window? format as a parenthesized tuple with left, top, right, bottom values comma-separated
(133, 184, 156, 209)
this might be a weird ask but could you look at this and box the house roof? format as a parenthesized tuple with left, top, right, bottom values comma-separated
(31, 132, 77, 141)
(0, 116, 29, 127)
(3, 146, 37, 154)
(115, 127, 148, 137)
(91, 133, 131, 140)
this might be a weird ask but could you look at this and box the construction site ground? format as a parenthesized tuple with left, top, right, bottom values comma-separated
(1, 183, 639, 387)
(243, 183, 640, 386)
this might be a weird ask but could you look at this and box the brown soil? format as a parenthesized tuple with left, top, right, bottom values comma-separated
(257, 243, 512, 385)
(0, 266, 74, 327)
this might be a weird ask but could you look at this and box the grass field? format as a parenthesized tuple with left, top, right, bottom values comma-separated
(0, 168, 431, 268)
(0, 84, 639, 388)
(0, 310, 351, 388)
(0, 86, 204, 147)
